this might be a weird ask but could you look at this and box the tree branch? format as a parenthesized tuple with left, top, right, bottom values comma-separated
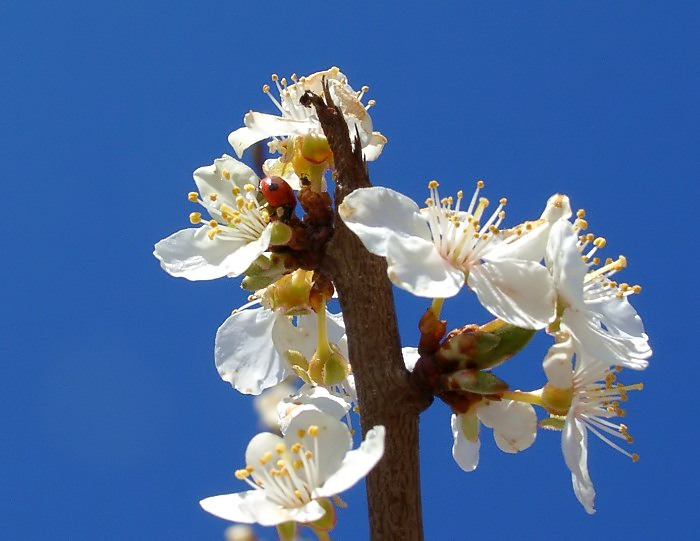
(301, 89, 431, 541)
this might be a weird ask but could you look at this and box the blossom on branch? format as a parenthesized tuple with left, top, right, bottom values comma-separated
(153, 155, 275, 280)
(539, 333, 644, 513)
(200, 410, 385, 527)
(339, 183, 570, 329)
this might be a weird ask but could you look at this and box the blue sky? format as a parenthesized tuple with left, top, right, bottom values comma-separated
(1, 1, 698, 539)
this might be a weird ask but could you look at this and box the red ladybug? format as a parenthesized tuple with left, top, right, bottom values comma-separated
(260, 176, 296, 210)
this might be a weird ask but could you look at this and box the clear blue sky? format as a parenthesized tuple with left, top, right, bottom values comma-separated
(2, 1, 698, 539)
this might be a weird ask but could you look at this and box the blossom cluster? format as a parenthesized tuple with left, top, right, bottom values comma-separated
(154, 67, 651, 538)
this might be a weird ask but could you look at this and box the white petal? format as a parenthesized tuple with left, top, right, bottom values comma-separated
(246, 112, 315, 138)
(215, 308, 290, 395)
(286, 410, 352, 484)
(467, 259, 555, 329)
(338, 187, 431, 257)
(562, 309, 650, 370)
(228, 125, 265, 158)
(362, 132, 387, 161)
(402, 347, 420, 372)
(540, 194, 572, 223)
(262, 158, 301, 190)
(585, 284, 648, 339)
(277, 386, 351, 435)
(451, 414, 480, 472)
(286, 500, 327, 524)
(562, 403, 596, 514)
(546, 220, 587, 310)
(154, 227, 247, 281)
(316, 425, 385, 497)
(200, 490, 274, 525)
(225, 224, 273, 277)
(194, 155, 259, 208)
(386, 235, 465, 298)
(478, 400, 537, 453)
(542, 337, 575, 389)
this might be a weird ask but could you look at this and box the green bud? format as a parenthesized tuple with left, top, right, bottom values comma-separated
(307, 344, 348, 386)
(442, 369, 509, 395)
(437, 319, 536, 371)
(269, 222, 293, 246)
(241, 274, 277, 291)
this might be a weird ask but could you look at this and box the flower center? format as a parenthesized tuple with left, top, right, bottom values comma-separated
(573, 209, 642, 302)
(423, 180, 507, 272)
(573, 365, 643, 462)
(188, 181, 270, 242)
(235, 425, 322, 508)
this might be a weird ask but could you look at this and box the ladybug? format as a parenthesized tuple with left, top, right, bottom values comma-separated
(260, 176, 296, 211)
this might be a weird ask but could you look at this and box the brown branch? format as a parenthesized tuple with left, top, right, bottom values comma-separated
(301, 89, 431, 541)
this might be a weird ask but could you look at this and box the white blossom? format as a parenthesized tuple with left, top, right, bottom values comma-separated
(541, 334, 644, 514)
(216, 300, 347, 396)
(200, 410, 385, 526)
(228, 67, 386, 171)
(451, 399, 537, 472)
(545, 217, 651, 369)
(339, 183, 569, 329)
(154, 155, 273, 280)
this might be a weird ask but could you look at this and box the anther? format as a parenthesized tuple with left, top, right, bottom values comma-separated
(209, 193, 218, 201)
(262, 84, 270, 93)
(187, 192, 199, 202)
(259, 451, 273, 465)
(189, 212, 202, 224)
(428, 180, 439, 189)
(308, 425, 319, 437)
(222, 169, 231, 180)
(476, 180, 485, 189)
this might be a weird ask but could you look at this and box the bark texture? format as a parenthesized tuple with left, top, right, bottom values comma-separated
(301, 90, 431, 541)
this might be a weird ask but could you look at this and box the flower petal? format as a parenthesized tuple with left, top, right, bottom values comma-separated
(386, 235, 465, 297)
(215, 308, 290, 395)
(546, 220, 587, 311)
(286, 410, 352, 484)
(200, 490, 275, 525)
(286, 500, 327, 524)
(562, 402, 596, 514)
(194, 155, 259, 209)
(362, 132, 387, 161)
(478, 400, 537, 453)
(562, 309, 650, 370)
(338, 187, 431, 257)
(467, 259, 555, 329)
(316, 425, 385, 498)
(402, 347, 420, 372)
(154, 227, 247, 281)
(451, 414, 480, 472)
(277, 386, 352, 435)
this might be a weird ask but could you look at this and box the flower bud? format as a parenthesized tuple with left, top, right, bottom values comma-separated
(269, 221, 293, 246)
(307, 343, 349, 387)
(442, 369, 509, 395)
(262, 269, 314, 314)
(436, 319, 535, 371)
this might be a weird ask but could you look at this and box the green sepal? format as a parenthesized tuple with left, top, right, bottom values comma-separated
(307, 497, 337, 532)
(276, 521, 297, 541)
(442, 369, 509, 395)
